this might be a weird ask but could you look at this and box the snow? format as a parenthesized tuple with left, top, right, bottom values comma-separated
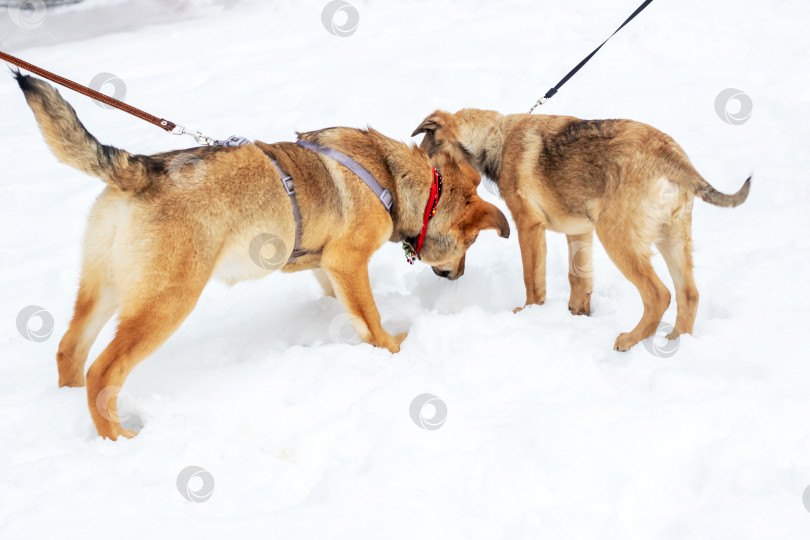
(1, 0, 810, 538)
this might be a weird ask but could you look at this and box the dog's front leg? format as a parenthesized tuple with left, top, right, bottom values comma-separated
(511, 210, 548, 313)
(322, 253, 406, 353)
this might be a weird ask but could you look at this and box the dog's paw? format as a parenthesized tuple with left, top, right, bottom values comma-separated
(58, 376, 86, 388)
(613, 332, 640, 352)
(513, 300, 545, 314)
(568, 291, 591, 316)
(568, 304, 591, 316)
(665, 329, 681, 341)
(100, 426, 138, 441)
(382, 332, 408, 354)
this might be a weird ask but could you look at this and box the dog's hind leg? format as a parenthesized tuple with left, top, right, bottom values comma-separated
(57, 197, 122, 388)
(566, 231, 594, 316)
(655, 205, 698, 339)
(56, 270, 118, 388)
(313, 268, 336, 298)
(596, 214, 671, 351)
(85, 275, 207, 440)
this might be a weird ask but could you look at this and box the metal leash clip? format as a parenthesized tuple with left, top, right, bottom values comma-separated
(528, 96, 548, 114)
(171, 125, 217, 146)
(215, 135, 251, 147)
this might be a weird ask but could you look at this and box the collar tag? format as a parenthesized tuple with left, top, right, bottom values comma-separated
(402, 241, 418, 265)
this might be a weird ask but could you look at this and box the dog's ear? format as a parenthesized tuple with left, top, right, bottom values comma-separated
(412, 111, 446, 137)
(461, 199, 510, 239)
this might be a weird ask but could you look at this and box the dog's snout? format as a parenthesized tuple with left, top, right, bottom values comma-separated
(432, 267, 452, 278)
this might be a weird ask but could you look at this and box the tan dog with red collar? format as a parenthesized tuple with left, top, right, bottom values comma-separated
(15, 74, 509, 439)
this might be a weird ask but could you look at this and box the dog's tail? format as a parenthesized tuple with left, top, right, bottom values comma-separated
(692, 174, 751, 208)
(671, 159, 751, 208)
(14, 72, 151, 192)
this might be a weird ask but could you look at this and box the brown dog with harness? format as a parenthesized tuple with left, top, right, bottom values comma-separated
(14, 74, 509, 439)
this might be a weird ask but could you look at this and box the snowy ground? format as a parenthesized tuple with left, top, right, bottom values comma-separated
(1, 0, 810, 538)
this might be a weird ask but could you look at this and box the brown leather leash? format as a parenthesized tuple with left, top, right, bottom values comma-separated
(1, 50, 248, 146)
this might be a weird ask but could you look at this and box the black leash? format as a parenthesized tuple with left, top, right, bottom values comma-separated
(529, 0, 655, 112)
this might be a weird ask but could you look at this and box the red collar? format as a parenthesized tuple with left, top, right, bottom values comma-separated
(403, 167, 443, 264)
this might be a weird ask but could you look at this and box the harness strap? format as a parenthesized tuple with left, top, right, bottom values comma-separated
(267, 157, 310, 262)
(296, 139, 393, 212)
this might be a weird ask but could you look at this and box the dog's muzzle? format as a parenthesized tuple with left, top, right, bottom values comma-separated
(432, 267, 452, 279)
(432, 266, 463, 281)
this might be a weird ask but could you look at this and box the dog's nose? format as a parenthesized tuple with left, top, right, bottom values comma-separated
(432, 267, 452, 278)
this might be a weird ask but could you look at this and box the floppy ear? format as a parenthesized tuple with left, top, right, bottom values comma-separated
(412, 111, 446, 137)
(462, 200, 510, 239)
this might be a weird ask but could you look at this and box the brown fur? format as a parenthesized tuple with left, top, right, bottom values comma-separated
(15, 74, 509, 440)
(413, 108, 750, 351)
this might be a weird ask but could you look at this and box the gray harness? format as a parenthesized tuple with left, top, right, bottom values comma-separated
(266, 156, 310, 261)
(268, 140, 394, 264)
(295, 140, 393, 211)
